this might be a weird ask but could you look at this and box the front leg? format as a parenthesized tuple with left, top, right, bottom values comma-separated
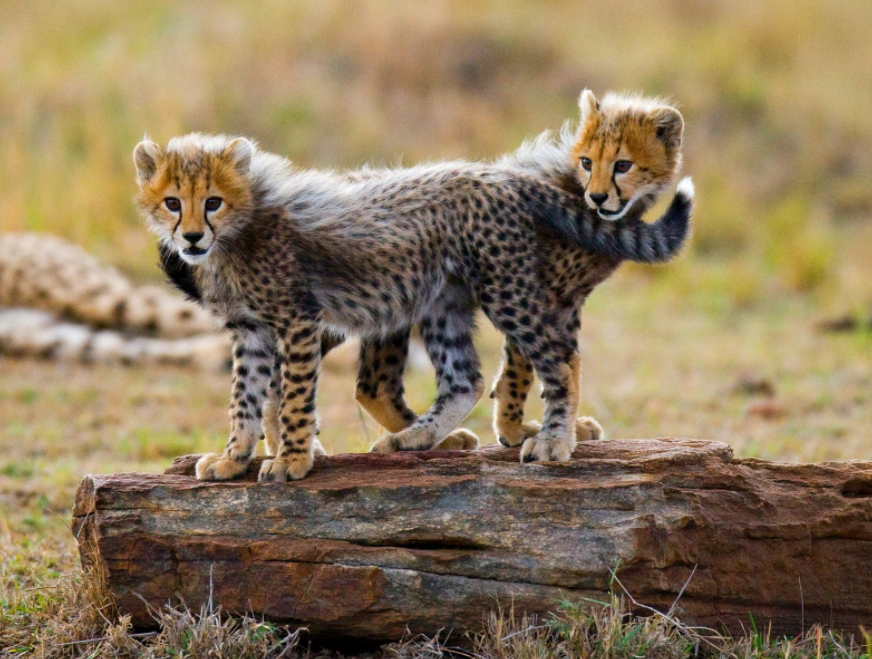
(197, 320, 275, 481)
(493, 309, 604, 447)
(259, 317, 322, 482)
(264, 326, 340, 457)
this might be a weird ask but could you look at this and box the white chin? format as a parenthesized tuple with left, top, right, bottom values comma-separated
(178, 248, 211, 265)
(598, 201, 633, 221)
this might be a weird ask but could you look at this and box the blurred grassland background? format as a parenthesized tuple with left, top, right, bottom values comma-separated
(2, 0, 872, 470)
(2, 3, 872, 647)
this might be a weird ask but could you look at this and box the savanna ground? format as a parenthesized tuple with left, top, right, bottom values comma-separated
(2, 0, 872, 656)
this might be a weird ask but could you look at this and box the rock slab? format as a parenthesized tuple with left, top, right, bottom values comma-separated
(72, 439, 872, 642)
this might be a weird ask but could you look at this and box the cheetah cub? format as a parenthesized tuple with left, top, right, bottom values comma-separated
(133, 121, 691, 481)
(354, 90, 693, 459)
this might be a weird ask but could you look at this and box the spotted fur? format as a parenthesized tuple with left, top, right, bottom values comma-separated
(134, 122, 693, 481)
(0, 307, 229, 369)
(0, 233, 220, 338)
(352, 91, 692, 456)
(0, 232, 230, 369)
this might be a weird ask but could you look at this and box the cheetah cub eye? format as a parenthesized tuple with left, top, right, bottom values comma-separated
(205, 197, 223, 212)
(614, 160, 633, 174)
(164, 197, 181, 212)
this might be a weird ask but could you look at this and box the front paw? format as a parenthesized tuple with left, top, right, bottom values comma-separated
(434, 429, 480, 451)
(258, 454, 313, 482)
(312, 438, 327, 456)
(196, 452, 250, 481)
(576, 416, 604, 442)
(520, 433, 574, 463)
(497, 420, 540, 447)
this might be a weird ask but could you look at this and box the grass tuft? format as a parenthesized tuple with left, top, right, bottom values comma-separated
(4, 557, 872, 658)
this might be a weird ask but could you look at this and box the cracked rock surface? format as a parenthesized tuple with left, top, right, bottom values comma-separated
(73, 439, 872, 642)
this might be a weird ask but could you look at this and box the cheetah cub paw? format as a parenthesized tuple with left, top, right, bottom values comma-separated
(258, 454, 313, 482)
(497, 421, 540, 447)
(433, 429, 480, 451)
(576, 416, 604, 442)
(196, 452, 250, 481)
(520, 433, 575, 463)
(500, 417, 603, 447)
(370, 426, 437, 453)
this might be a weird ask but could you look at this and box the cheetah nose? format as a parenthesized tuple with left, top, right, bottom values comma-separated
(588, 193, 608, 207)
(183, 231, 204, 245)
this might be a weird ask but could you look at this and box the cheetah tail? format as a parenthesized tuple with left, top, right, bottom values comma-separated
(537, 177, 694, 265)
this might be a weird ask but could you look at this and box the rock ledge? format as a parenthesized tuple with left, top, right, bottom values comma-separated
(72, 439, 872, 642)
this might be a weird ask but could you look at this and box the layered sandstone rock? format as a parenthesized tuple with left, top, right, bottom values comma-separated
(72, 439, 872, 643)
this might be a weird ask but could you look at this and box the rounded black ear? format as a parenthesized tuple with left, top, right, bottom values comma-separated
(651, 107, 684, 149)
(133, 140, 164, 183)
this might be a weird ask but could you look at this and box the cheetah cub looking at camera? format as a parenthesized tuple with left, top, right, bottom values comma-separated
(357, 90, 692, 455)
(133, 93, 691, 482)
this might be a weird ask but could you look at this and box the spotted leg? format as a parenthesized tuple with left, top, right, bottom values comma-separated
(357, 329, 480, 451)
(263, 331, 342, 457)
(355, 329, 419, 433)
(491, 338, 535, 446)
(478, 277, 579, 463)
(196, 319, 274, 481)
(259, 314, 322, 482)
(370, 284, 483, 453)
(492, 306, 603, 448)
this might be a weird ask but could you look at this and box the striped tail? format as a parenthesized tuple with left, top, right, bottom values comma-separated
(529, 177, 694, 264)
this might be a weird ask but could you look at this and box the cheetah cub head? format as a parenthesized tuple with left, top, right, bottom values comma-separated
(133, 134, 255, 265)
(571, 90, 684, 221)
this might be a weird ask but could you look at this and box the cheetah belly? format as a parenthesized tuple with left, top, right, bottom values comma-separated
(317, 271, 448, 337)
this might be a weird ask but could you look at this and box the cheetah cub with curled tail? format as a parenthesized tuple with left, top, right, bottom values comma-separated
(355, 90, 692, 458)
(134, 105, 691, 481)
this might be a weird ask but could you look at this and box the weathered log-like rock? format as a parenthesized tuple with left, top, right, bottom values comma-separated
(72, 439, 872, 643)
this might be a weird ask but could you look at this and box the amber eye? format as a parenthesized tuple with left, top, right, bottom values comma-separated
(580, 157, 592, 172)
(205, 197, 223, 212)
(614, 160, 633, 174)
(164, 197, 181, 212)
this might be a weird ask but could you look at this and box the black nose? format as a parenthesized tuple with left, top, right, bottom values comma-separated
(182, 231, 204, 244)
(589, 193, 608, 206)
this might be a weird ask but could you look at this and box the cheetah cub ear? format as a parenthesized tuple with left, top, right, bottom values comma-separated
(578, 89, 600, 125)
(650, 106, 684, 149)
(133, 139, 165, 184)
(223, 137, 254, 176)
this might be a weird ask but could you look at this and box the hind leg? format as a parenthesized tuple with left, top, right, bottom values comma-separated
(371, 284, 483, 453)
(358, 329, 480, 451)
(492, 338, 536, 447)
(355, 329, 419, 433)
